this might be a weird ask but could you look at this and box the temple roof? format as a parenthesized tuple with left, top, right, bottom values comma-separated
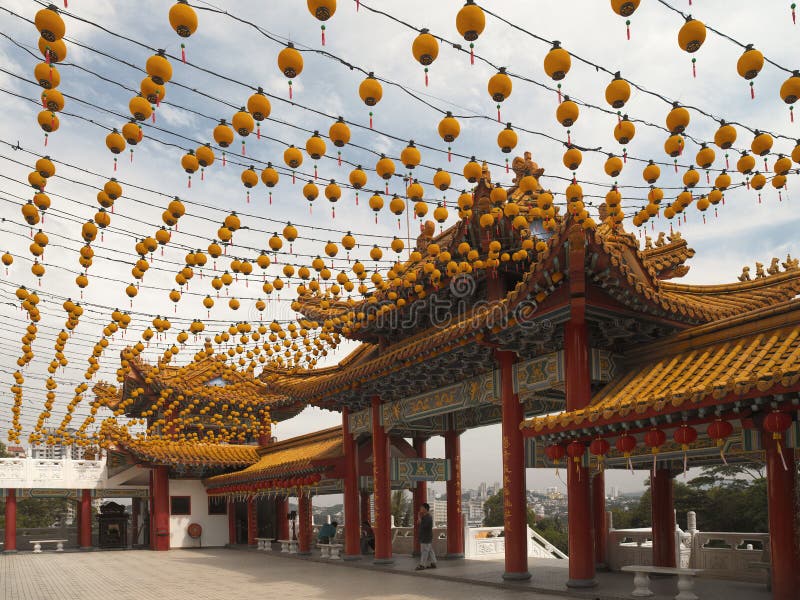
(262, 216, 800, 410)
(522, 299, 800, 436)
(204, 426, 343, 486)
(119, 439, 260, 468)
(98, 352, 304, 423)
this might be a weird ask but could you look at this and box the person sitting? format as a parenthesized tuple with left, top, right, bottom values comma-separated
(360, 520, 375, 554)
(317, 521, 338, 544)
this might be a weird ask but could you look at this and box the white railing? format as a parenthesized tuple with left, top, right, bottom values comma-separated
(606, 511, 769, 584)
(0, 457, 106, 489)
(465, 525, 567, 560)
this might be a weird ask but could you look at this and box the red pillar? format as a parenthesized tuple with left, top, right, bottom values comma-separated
(360, 491, 371, 525)
(412, 437, 428, 556)
(445, 430, 464, 558)
(297, 493, 312, 555)
(3, 489, 16, 553)
(564, 319, 596, 587)
(131, 498, 140, 547)
(342, 407, 361, 559)
(497, 350, 530, 580)
(651, 468, 676, 568)
(79, 489, 92, 550)
(247, 497, 257, 547)
(592, 470, 607, 568)
(371, 395, 393, 564)
(151, 465, 170, 551)
(276, 496, 289, 541)
(228, 500, 237, 544)
(764, 430, 800, 600)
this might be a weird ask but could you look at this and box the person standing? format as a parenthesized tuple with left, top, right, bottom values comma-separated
(415, 503, 436, 570)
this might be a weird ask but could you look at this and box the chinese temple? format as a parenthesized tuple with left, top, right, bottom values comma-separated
(60, 155, 800, 600)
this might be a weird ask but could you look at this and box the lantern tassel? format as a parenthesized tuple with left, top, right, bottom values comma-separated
(692, 58, 697, 78)
(750, 82, 755, 100)
(424, 68, 429, 87)
(720, 446, 728, 466)
(626, 19, 631, 40)
(793, 3, 797, 25)
(181, 44, 186, 63)
(321, 25, 326, 46)
(289, 81, 293, 100)
(469, 43, 474, 65)
(369, 112, 373, 129)
(777, 440, 789, 471)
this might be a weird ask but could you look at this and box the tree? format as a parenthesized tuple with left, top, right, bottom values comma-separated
(482, 489, 537, 529)
(390, 490, 411, 527)
(0, 441, 8, 457)
(610, 463, 770, 534)
(532, 516, 569, 554)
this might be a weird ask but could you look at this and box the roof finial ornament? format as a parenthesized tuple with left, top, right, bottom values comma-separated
(767, 257, 781, 275)
(782, 254, 799, 270)
(644, 235, 653, 250)
(655, 232, 666, 247)
(754, 262, 766, 279)
(738, 265, 751, 282)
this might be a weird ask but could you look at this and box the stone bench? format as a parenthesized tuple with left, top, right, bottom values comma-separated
(30, 539, 68, 553)
(254, 538, 272, 551)
(620, 565, 703, 600)
(278, 539, 298, 554)
(318, 543, 343, 560)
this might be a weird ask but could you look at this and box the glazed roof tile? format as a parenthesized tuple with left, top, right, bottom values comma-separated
(205, 426, 343, 485)
(522, 299, 800, 434)
(121, 439, 260, 467)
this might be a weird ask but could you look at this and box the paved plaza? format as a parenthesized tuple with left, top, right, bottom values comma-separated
(0, 548, 566, 600)
(0, 547, 772, 600)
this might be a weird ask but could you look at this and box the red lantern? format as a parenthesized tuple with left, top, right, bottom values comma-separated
(615, 433, 637, 470)
(644, 428, 666, 474)
(644, 428, 666, 452)
(566, 440, 585, 478)
(707, 419, 733, 445)
(590, 437, 611, 470)
(673, 424, 698, 474)
(764, 410, 793, 471)
(673, 424, 698, 449)
(545, 443, 566, 465)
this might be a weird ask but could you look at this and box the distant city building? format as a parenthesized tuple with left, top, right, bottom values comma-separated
(30, 428, 87, 460)
(478, 481, 487, 499)
(6, 445, 26, 458)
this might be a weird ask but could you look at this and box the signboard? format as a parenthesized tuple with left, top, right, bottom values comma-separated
(390, 457, 450, 483)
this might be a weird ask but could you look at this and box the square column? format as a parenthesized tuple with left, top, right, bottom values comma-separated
(496, 350, 530, 580)
(247, 497, 257, 547)
(228, 500, 237, 544)
(371, 395, 393, 564)
(592, 470, 607, 568)
(564, 319, 596, 587)
(276, 496, 290, 541)
(764, 430, 800, 600)
(342, 407, 361, 559)
(412, 437, 428, 556)
(79, 489, 92, 550)
(651, 468, 676, 567)
(3, 489, 16, 553)
(444, 430, 464, 558)
(297, 493, 312, 555)
(151, 465, 170, 550)
(360, 491, 371, 525)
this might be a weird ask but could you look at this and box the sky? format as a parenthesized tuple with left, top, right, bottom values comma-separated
(0, 1, 798, 496)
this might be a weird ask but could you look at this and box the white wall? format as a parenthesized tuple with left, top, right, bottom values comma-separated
(168, 479, 229, 548)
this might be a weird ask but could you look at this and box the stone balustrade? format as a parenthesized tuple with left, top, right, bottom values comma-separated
(606, 511, 769, 584)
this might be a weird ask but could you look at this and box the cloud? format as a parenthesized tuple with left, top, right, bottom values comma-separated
(0, 2, 796, 493)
